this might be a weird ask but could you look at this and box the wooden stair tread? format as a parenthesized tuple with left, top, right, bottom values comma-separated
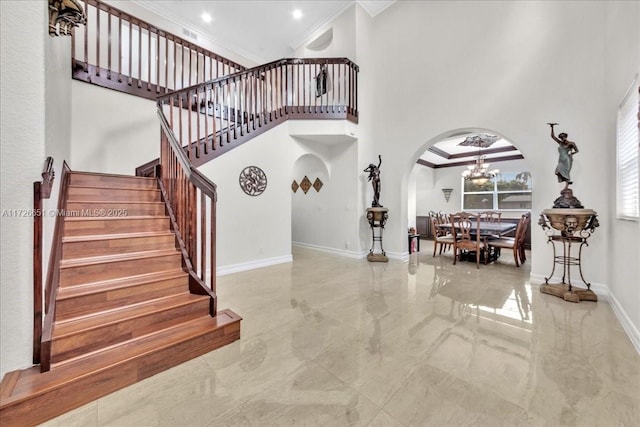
(65, 201, 165, 205)
(60, 248, 179, 268)
(53, 293, 208, 336)
(70, 171, 156, 181)
(63, 230, 174, 243)
(4, 310, 241, 404)
(56, 269, 187, 299)
(64, 215, 168, 222)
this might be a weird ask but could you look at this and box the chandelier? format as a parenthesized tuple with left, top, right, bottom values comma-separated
(460, 134, 500, 184)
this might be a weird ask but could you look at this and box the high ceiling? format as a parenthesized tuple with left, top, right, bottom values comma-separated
(134, 0, 396, 64)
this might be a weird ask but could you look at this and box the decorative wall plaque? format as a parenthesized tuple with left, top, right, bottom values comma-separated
(239, 166, 267, 196)
(313, 178, 323, 192)
(291, 180, 299, 193)
(299, 176, 312, 194)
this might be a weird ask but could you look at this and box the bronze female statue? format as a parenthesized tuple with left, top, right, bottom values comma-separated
(364, 155, 382, 207)
(549, 123, 579, 187)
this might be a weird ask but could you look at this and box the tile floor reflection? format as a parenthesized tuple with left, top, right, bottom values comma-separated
(42, 247, 640, 426)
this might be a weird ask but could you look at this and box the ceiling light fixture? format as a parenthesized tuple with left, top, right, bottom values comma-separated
(292, 9, 303, 20)
(201, 12, 212, 23)
(460, 134, 500, 185)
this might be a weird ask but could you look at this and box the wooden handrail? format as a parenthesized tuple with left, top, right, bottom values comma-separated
(39, 161, 71, 372)
(156, 57, 359, 167)
(71, 0, 246, 100)
(32, 157, 55, 364)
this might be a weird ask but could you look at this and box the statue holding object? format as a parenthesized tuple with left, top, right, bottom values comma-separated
(364, 155, 383, 207)
(547, 123, 583, 209)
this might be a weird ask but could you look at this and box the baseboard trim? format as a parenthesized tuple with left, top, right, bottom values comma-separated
(530, 273, 639, 355)
(216, 254, 293, 276)
(607, 291, 640, 355)
(292, 242, 367, 259)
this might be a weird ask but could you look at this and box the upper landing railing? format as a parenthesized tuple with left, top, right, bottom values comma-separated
(71, 0, 245, 100)
(157, 57, 359, 167)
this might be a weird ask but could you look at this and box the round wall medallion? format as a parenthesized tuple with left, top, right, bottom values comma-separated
(239, 166, 267, 196)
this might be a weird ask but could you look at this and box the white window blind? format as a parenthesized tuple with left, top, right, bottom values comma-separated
(616, 79, 639, 220)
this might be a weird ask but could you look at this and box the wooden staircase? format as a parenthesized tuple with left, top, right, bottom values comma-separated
(0, 172, 241, 426)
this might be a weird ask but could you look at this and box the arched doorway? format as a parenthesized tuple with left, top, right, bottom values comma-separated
(407, 128, 533, 260)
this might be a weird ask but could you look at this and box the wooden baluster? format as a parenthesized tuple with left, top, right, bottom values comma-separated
(303, 63, 306, 114)
(128, 17, 132, 85)
(232, 78, 237, 140)
(251, 72, 257, 130)
(212, 83, 218, 149)
(188, 89, 194, 159)
(83, 1, 88, 71)
(354, 63, 358, 116)
(147, 27, 151, 90)
(107, 11, 111, 79)
(189, 184, 197, 264)
(203, 85, 208, 155)
(156, 30, 160, 93)
(164, 36, 168, 92)
(196, 87, 201, 157)
(178, 93, 183, 158)
(196, 51, 200, 84)
(200, 192, 206, 282)
(137, 23, 142, 87)
(283, 64, 288, 114)
(338, 63, 342, 113)
(173, 40, 177, 90)
(188, 47, 192, 87)
(117, 13, 122, 82)
(181, 45, 186, 90)
(96, 5, 100, 76)
(226, 81, 231, 142)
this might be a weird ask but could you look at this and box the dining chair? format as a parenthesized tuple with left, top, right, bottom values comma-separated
(480, 211, 502, 239)
(482, 211, 502, 223)
(487, 213, 530, 267)
(449, 212, 486, 268)
(430, 213, 456, 257)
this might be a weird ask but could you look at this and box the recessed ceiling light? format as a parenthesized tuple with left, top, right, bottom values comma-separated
(201, 12, 212, 23)
(292, 9, 303, 20)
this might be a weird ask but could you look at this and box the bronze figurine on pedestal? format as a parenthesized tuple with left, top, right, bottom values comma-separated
(540, 123, 598, 303)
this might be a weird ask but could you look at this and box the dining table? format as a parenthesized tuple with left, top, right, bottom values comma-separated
(437, 221, 517, 263)
(437, 221, 517, 238)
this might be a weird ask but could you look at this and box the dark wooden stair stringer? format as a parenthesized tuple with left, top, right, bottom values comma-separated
(0, 171, 241, 426)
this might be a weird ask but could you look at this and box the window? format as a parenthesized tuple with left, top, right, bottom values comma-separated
(462, 171, 532, 211)
(616, 78, 639, 220)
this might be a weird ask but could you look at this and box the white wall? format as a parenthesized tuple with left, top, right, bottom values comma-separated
(70, 81, 159, 175)
(362, 0, 615, 280)
(1, 1, 72, 378)
(602, 1, 640, 349)
(291, 137, 362, 256)
(295, 4, 356, 61)
(197, 124, 295, 273)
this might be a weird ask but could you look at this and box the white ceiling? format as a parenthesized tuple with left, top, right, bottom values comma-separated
(134, 0, 396, 64)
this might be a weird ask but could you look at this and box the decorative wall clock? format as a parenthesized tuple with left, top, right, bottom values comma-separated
(239, 166, 267, 196)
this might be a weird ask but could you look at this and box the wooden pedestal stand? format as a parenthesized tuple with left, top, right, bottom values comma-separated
(366, 207, 389, 262)
(539, 209, 599, 303)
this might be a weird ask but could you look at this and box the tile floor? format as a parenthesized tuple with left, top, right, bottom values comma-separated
(43, 246, 640, 426)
